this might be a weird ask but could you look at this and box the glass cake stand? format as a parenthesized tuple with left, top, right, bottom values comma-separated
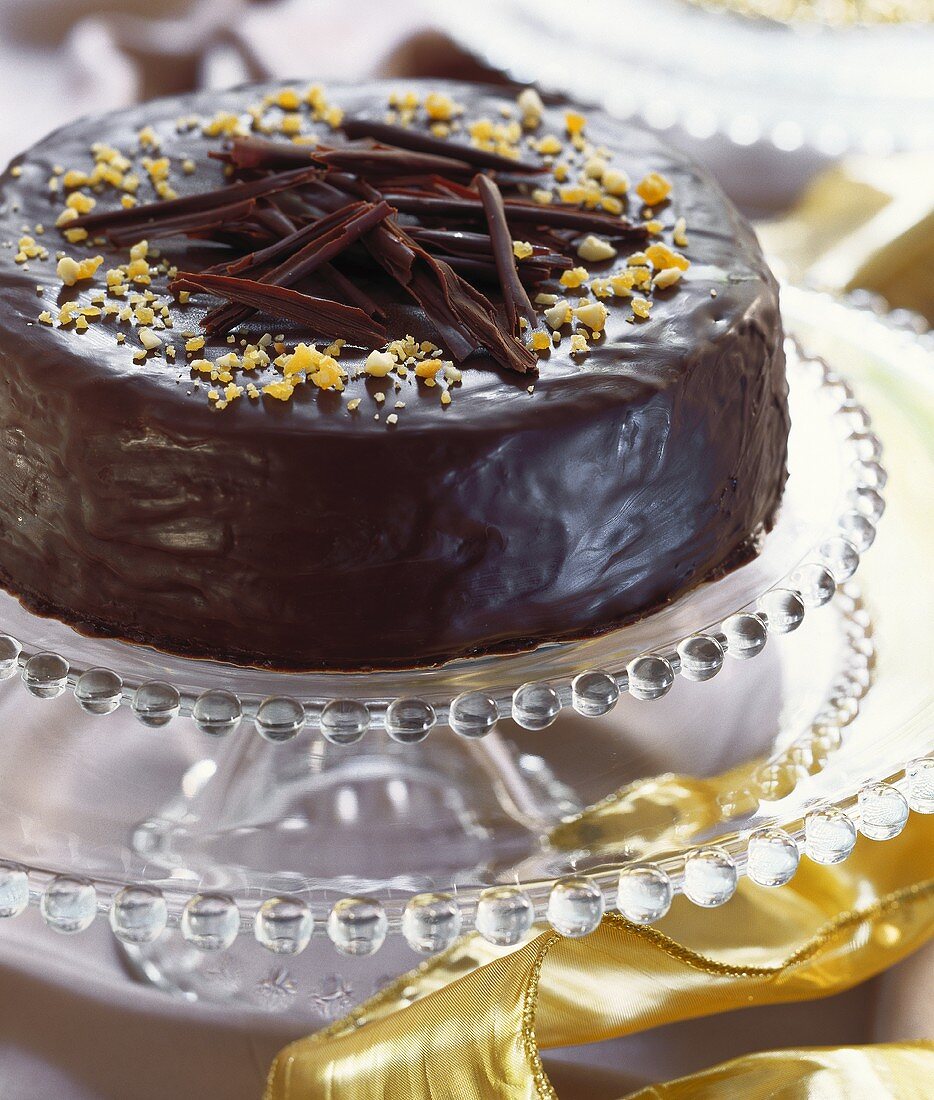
(0, 287, 930, 1023)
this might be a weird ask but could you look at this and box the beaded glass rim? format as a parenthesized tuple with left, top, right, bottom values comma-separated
(0, 758, 930, 954)
(0, 338, 886, 743)
(445, 0, 933, 156)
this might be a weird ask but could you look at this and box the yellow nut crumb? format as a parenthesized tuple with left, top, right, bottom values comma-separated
(517, 87, 544, 126)
(185, 335, 205, 353)
(424, 92, 460, 121)
(440, 389, 452, 406)
(414, 358, 443, 379)
(512, 240, 534, 260)
(576, 234, 617, 262)
(635, 171, 673, 206)
(632, 296, 652, 318)
(138, 327, 162, 351)
(673, 217, 689, 247)
(653, 266, 683, 290)
(602, 168, 629, 196)
(544, 299, 572, 329)
(569, 332, 589, 354)
(528, 331, 551, 351)
(262, 380, 295, 401)
(535, 134, 563, 156)
(531, 188, 553, 205)
(574, 301, 609, 332)
(559, 266, 589, 289)
(57, 254, 103, 286)
(645, 243, 690, 272)
(364, 349, 395, 377)
(564, 111, 586, 136)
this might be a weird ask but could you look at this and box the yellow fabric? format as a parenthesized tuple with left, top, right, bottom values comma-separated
(265, 812, 934, 1100)
(623, 1042, 934, 1100)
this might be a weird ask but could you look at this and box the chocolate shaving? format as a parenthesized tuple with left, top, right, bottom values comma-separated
(364, 221, 537, 374)
(475, 175, 537, 336)
(71, 165, 322, 233)
(108, 197, 259, 246)
(382, 193, 645, 238)
(172, 271, 387, 347)
(340, 118, 548, 175)
(409, 228, 571, 267)
(201, 201, 391, 334)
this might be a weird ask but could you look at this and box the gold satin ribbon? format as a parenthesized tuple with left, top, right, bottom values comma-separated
(623, 1042, 934, 1099)
(266, 813, 934, 1099)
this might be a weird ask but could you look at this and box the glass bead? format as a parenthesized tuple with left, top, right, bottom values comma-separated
(320, 699, 369, 746)
(627, 655, 674, 701)
(109, 885, 168, 944)
(858, 783, 909, 841)
(22, 652, 68, 699)
(838, 511, 875, 552)
(755, 760, 799, 801)
(677, 635, 724, 681)
(327, 897, 388, 957)
(852, 459, 887, 491)
(846, 486, 885, 522)
(132, 680, 180, 727)
(254, 896, 314, 955)
(385, 698, 435, 744)
(512, 682, 561, 730)
(0, 861, 29, 918)
(804, 807, 857, 864)
(683, 848, 737, 907)
(907, 758, 934, 814)
(255, 696, 305, 743)
(746, 828, 799, 887)
(180, 892, 240, 950)
(790, 563, 836, 608)
(74, 667, 123, 715)
(0, 634, 21, 679)
(759, 589, 805, 635)
(401, 893, 462, 954)
(448, 692, 498, 739)
(571, 671, 619, 717)
(845, 431, 883, 463)
(546, 877, 604, 938)
(616, 864, 672, 924)
(192, 690, 242, 737)
(475, 886, 535, 946)
(818, 536, 860, 582)
(40, 876, 97, 934)
(722, 613, 768, 659)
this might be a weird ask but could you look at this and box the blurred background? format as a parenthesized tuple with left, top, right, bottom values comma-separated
(1, 0, 932, 319)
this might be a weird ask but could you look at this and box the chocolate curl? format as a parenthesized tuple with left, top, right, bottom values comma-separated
(475, 174, 537, 336)
(382, 193, 646, 239)
(70, 166, 322, 233)
(364, 221, 537, 375)
(340, 118, 549, 175)
(171, 272, 387, 347)
(202, 201, 392, 334)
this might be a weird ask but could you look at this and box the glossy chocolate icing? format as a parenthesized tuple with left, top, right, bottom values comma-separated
(0, 81, 789, 670)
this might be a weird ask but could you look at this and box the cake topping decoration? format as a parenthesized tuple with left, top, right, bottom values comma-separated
(10, 81, 693, 416)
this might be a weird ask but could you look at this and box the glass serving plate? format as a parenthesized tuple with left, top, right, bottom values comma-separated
(0, 287, 930, 1023)
(443, 0, 934, 158)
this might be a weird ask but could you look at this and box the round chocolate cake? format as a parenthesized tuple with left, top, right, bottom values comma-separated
(0, 80, 788, 670)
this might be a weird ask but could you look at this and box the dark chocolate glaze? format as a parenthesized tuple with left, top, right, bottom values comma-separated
(0, 81, 788, 670)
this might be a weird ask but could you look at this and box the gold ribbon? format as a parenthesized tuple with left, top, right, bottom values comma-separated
(266, 812, 934, 1099)
(623, 1042, 934, 1099)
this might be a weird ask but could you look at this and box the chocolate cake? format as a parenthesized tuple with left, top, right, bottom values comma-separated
(0, 80, 789, 670)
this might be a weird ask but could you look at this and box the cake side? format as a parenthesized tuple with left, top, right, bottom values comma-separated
(0, 80, 788, 670)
